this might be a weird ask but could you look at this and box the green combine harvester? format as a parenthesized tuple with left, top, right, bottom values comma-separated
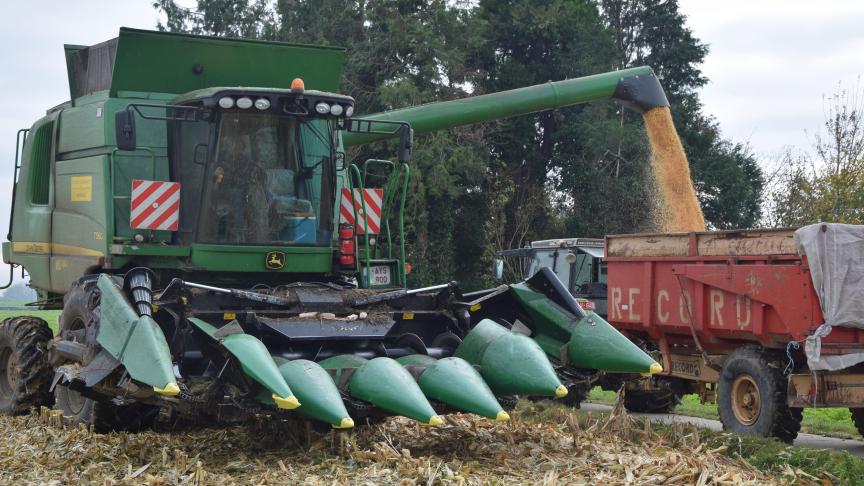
(0, 29, 665, 431)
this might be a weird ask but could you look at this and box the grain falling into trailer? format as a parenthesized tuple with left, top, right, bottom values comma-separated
(643, 107, 706, 232)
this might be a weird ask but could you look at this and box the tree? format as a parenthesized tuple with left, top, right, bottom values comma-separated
(766, 82, 864, 226)
(600, 0, 764, 229)
(470, 0, 651, 243)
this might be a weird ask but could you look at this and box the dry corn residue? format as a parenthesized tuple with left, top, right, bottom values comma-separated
(0, 404, 791, 485)
(643, 107, 706, 232)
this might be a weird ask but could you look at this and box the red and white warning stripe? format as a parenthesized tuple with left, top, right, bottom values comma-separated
(130, 179, 180, 231)
(340, 188, 383, 234)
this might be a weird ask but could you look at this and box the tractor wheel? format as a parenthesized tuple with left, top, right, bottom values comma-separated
(717, 348, 802, 443)
(0, 316, 54, 415)
(624, 377, 685, 414)
(561, 383, 591, 409)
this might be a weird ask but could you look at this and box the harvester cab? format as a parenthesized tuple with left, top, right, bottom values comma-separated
(0, 28, 663, 431)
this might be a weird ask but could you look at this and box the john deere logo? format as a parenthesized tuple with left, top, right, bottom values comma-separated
(265, 251, 285, 270)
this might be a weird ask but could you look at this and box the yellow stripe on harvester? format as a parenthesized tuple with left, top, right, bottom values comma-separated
(12, 242, 104, 257)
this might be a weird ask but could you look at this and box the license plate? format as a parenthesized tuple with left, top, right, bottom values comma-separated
(370, 265, 391, 285)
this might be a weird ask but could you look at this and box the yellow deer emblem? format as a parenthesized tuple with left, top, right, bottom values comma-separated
(265, 251, 286, 270)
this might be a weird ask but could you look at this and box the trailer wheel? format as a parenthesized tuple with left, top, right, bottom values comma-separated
(717, 348, 802, 442)
(0, 316, 54, 415)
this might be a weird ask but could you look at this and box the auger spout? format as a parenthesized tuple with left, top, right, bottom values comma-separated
(343, 66, 667, 146)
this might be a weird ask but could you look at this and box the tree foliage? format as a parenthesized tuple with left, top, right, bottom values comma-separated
(153, 0, 765, 288)
(766, 83, 864, 226)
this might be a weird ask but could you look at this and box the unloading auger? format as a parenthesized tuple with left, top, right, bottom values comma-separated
(0, 28, 662, 431)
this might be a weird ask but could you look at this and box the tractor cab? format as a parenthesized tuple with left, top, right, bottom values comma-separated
(497, 238, 608, 317)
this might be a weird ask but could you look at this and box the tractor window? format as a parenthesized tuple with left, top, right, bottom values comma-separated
(27, 121, 54, 205)
(192, 113, 334, 246)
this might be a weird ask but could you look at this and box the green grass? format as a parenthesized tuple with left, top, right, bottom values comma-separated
(699, 429, 864, 484)
(0, 310, 60, 334)
(587, 387, 861, 439)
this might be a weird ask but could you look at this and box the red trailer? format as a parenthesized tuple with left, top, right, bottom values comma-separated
(604, 226, 864, 442)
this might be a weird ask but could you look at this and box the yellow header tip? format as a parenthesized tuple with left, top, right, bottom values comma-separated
(273, 394, 301, 410)
(555, 385, 569, 398)
(334, 417, 355, 429)
(495, 410, 510, 422)
(428, 415, 444, 426)
(649, 362, 664, 375)
(153, 382, 180, 397)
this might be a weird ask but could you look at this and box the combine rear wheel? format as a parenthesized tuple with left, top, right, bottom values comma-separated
(0, 316, 54, 415)
(717, 348, 802, 442)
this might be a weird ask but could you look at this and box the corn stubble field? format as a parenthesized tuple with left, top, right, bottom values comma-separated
(2, 399, 827, 486)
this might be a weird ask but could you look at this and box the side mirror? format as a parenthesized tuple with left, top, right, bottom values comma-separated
(398, 126, 413, 163)
(493, 258, 504, 280)
(115, 110, 136, 151)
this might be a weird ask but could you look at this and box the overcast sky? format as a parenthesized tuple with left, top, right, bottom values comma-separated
(0, 0, 862, 260)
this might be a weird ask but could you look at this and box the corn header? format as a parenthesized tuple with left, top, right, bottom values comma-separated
(0, 29, 665, 430)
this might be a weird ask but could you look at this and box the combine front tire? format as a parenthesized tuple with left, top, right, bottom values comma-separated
(717, 348, 802, 442)
(0, 316, 54, 415)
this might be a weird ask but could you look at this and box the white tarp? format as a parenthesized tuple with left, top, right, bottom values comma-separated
(795, 223, 864, 371)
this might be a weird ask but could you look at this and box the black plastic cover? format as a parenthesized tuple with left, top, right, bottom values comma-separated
(525, 267, 588, 319)
(612, 72, 670, 113)
(65, 39, 118, 100)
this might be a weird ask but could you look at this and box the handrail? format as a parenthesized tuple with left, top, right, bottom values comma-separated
(352, 159, 411, 288)
(362, 159, 396, 260)
(0, 264, 13, 290)
(346, 164, 371, 285)
(7, 129, 29, 240)
(396, 162, 409, 287)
